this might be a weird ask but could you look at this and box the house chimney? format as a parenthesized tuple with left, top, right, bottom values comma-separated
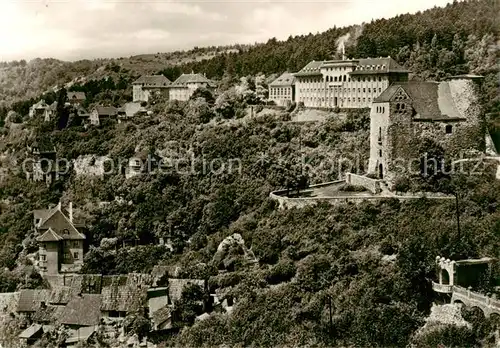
(69, 202, 73, 223)
(57, 201, 62, 211)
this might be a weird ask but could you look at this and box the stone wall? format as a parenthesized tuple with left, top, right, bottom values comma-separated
(345, 173, 381, 194)
(73, 155, 111, 178)
(381, 79, 484, 186)
(269, 189, 454, 210)
(368, 101, 390, 177)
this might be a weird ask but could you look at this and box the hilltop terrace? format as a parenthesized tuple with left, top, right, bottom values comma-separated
(269, 173, 454, 209)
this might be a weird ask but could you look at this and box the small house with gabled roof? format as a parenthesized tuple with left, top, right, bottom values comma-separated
(132, 75, 171, 102)
(35, 202, 86, 275)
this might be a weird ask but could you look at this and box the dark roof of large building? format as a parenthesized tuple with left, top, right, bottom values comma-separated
(294, 61, 324, 77)
(269, 72, 296, 87)
(350, 57, 409, 75)
(36, 208, 85, 241)
(373, 81, 465, 121)
(59, 294, 102, 326)
(170, 73, 216, 87)
(17, 290, 51, 312)
(132, 75, 171, 87)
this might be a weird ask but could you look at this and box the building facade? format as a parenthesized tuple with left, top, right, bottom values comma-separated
(35, 202, 86, 275)
(169, 73, 216, 101)
(368, 75, 484, 185)
(90, 106, 118, 125)
(293, 57, 409, 109)
(268, 72, 295, 106)
(28, 100, 57, 121)
(26, 142, 61, 184)
(132, 75, 171, 102)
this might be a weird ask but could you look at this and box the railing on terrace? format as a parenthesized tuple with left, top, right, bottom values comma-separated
(490, 299, 500, 310)
(432, 281, 453, 293)
(453, 286, 468, 296)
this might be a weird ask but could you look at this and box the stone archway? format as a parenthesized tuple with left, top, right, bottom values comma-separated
(489, 313, 500, 327)
(441, 268, 450, 285)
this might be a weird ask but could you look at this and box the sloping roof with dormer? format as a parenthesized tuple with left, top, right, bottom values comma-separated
(269, 72, 296, 87)
(170, 73, 216, 87)
(36, 208, 85, 240)
(350, 57, 409, 75)
(132, 75, 171, 87)
(294, 61, 324, 77)
(373, 81, 465, 121)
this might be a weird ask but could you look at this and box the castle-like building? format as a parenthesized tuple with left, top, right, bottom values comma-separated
(368, 75, 484, 185)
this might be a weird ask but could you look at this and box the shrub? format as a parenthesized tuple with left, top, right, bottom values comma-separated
(265, 259, 297, 284)
(411, 325, 477, 347)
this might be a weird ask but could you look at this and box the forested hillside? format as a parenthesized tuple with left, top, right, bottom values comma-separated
(0, 0, 499, 346)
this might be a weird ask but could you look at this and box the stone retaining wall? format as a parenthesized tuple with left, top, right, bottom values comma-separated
(345, 173, 381, 194)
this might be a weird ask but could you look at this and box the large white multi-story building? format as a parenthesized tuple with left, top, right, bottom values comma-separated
(293, 57, 409, 109)
(169, 73, 217, 101)
(132, 75, 171, 102)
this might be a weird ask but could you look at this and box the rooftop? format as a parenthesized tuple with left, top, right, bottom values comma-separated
(59, 294, 102, 326)
(269, 72, 296, 87)
(349, 57, 409, 75)
(17, 289, 51, 312)
(18, 324, 43, 339)
(294, 61, 324, 77)
(132, 75, 171, 87)
(36, 207, 86, 241)
(373, 81, 466, 121)
(93, 106, 118, 117)
(170, 73, 216, 87)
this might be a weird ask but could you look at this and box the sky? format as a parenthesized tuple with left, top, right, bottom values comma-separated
(0, 0, 453, 62)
